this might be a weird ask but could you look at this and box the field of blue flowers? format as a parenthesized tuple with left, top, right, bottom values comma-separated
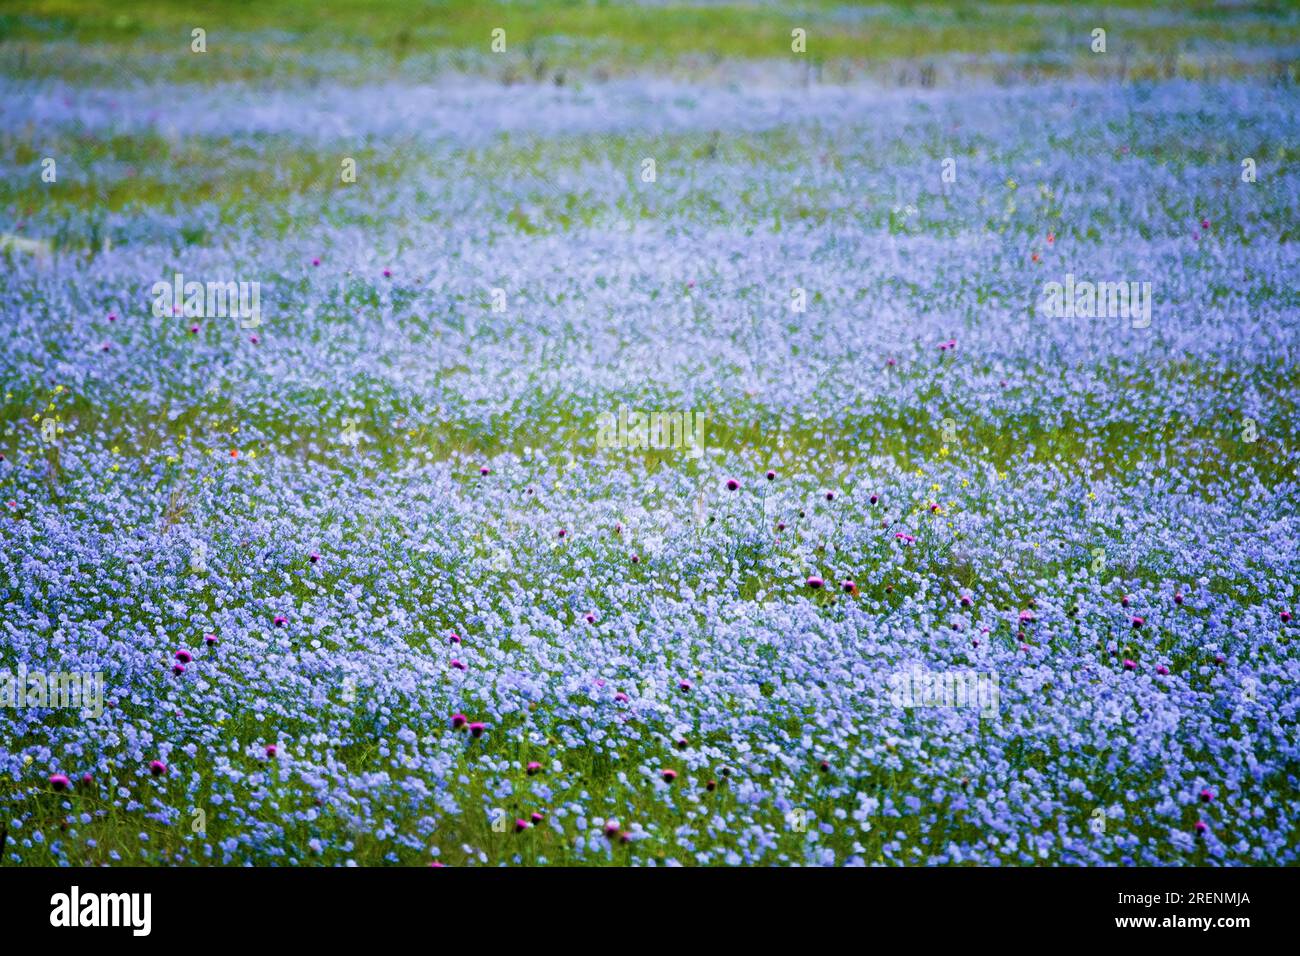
(2, 2, 1299, 866)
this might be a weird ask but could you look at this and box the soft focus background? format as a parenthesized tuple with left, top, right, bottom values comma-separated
(1, 2, 1298, 866)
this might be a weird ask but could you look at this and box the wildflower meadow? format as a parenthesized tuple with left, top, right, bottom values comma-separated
(1, 1, 1298, 874)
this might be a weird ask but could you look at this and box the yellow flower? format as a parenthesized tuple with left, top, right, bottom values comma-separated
(111, 445, 120, 454)
(23, 754, 33, 766)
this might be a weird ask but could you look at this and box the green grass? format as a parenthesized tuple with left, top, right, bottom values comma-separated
(2, 0, 1298, 85)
